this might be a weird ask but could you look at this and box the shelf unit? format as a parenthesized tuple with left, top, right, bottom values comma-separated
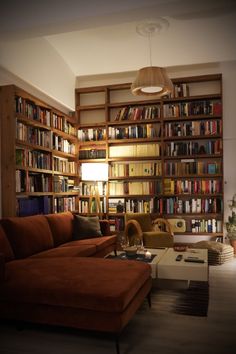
(0, 85, 78, 217)
(75, 74, 223, 240)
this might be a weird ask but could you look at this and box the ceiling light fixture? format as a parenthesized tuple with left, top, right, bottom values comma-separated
(131, 18, 173, 97)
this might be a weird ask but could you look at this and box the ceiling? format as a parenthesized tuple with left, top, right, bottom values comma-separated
(1, 0, 236, 77)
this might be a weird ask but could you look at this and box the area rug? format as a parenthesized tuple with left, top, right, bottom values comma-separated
(150, 281, 209, 317)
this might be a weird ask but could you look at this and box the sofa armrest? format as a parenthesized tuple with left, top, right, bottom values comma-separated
(0, 252, 5, 283)
(99, 220, 113, 236)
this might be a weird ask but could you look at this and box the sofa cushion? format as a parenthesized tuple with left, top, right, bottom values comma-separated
(73, 215, 102, 239)
(0, 224, 15, 262)
(1, 257, 151, 313)
(61, 235, 117, 252)
(1, 215, 54, 259)
(30, 245, 96, 258)
(45, 212, 74, 246)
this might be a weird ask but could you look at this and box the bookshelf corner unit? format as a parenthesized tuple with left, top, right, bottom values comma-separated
(75, 74, 223, 241)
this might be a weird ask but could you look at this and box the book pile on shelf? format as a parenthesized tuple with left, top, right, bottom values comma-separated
(165, 140, 222, 157)
(109, 161, 161, 178)
(108, 124, 160, 140)
(78, 199, 106, 213)
(54, 196, 76, 213)
(109, 217, 124, 232)
(16, 148, 51, 170)
(109, 143, 160, 158)
(125, 199, 154, 213)
(164, 160, 222, 176)
(171, 83, 189, 98)
(114, 105, 160, 121)
(164, 178, 222, 194)
(78, 127, 106, 141)
(53, 135, 76, 154)
(163, 100, 222, 118)
(52, 113, 76, 136)
(109, 180, 162, 196)
(79, 147, 106, 159)
(79, 181, 106, 196)
(53, 156, 77, 174)
(164, 119, 222, 137)
(28, 173, 52, 192)
(16, 96, 51, 126)
(16, 121, 52, 148)
(191, 218, 222, 233)
(163, 197, 222, 214)
(17, 196, 52, 216)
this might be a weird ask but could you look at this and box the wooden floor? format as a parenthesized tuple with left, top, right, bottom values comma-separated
(0, 257, 236, 354)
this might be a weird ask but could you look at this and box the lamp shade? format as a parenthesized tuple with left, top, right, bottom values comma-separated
(131, 66, 173, 97)
(81, 163, 108, 182)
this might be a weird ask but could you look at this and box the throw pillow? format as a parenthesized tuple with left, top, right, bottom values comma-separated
(73, 215, 102, 240)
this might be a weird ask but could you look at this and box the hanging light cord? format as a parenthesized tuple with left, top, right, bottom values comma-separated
(148, 32, 152, 67)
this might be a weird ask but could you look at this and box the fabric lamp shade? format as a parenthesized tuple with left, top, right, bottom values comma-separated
(131, 66, 173, 97)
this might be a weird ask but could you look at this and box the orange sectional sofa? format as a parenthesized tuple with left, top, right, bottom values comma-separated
(0, 212, 152, 354)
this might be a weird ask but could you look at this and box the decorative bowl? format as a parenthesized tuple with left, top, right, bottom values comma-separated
(124, 246, 138, 257)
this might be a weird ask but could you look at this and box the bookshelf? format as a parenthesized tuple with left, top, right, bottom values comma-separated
(76, 74, 223, 240)
(0, 85, 78, 217)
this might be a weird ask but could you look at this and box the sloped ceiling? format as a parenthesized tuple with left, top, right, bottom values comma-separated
(0, 0, 236, 108)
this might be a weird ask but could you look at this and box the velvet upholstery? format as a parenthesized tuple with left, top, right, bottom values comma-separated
(45, 212, 74, 246)
(1, 257, 151, 312)
(1, 215, 54, 259)
(0, 224, 15, 262)
(60, 235, 117, 252)
(30, 245, 97, 258)
(0, 213, 152, 337)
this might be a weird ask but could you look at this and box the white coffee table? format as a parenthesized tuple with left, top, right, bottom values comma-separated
(157, 248, 208, 283)
(106, 248, 168, 279)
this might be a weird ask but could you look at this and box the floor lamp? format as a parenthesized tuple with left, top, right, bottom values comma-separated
(81, 163, 108, 214)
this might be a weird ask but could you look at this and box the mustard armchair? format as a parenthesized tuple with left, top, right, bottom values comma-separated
(124, 213, 174, 249)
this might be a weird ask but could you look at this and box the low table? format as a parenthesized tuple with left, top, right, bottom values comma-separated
(106, 248, 168, 279)
(157, 248, 208, 284)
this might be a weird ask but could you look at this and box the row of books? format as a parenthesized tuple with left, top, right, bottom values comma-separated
(16, 121, 51, 149)
(109, 143, 160, 158)
(52, 113, 76, 136)
(163, 100, 222, 117)
(16, 148, 51, 170)
(16, 96, 75, 135)
(191, 219, 222, 233)
(109, 217, 125, 232)
(114, 105, 161, 121)
(163, 197, 222, 214)
(78, 127, 106, 142)
(164, 160, 222, 176)
(164, 120, 222, 137)
(53, 176, 77, 193)
(54, 196, 76, 213)
(17, 196, 52, 216)
(16, 170, 52, 193)
(170, 83, 190, 98)
(165, 140, 222, 157)
(79, 181, 107, 196)
(108, 198, 155, 214)
(163, 178, 222, 195)
(79, 148, 106, 160)
(109, 181, 162, 196)
(108, 124, 160, 140)
(52, 135, 76, 155)
(16, 96, 51, 126)
(53, 157, 77, 174)
(109, 161, 162, 177)
(78, 200, 106, 213)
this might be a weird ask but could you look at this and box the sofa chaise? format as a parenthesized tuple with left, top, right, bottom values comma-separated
(0, 212, 152, 354)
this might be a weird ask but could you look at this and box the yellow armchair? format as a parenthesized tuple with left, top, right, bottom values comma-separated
(124, 213, 174, 249)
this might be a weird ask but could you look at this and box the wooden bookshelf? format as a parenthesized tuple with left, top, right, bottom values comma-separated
(0, 85, 78, 217)
(75, 74, 223, 240)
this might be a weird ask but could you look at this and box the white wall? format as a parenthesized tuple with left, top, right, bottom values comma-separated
(0, 37, 75, 111)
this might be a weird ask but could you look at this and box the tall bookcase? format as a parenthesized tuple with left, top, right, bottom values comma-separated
(0, 85, 79, 217)
(76, 74, 223, 240)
